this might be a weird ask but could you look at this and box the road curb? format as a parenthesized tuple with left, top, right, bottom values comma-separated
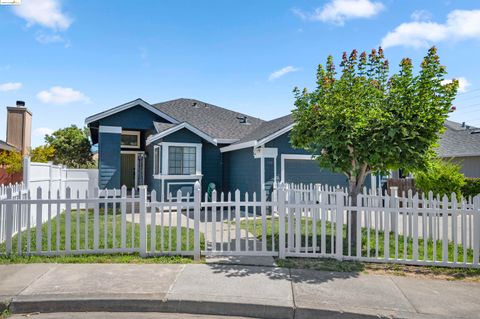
(7, 296, 424, 319)
(9, 297, 294, 319)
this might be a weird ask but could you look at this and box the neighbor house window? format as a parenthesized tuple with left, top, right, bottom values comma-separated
(121, 130, 140, 149)
(168, 146, 196, 175)
(153, 146, 160, 175)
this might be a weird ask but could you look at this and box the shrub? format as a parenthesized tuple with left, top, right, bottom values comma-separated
(413, 159, 465, 198)
(0, 150, 22, 173)
(462, 178, 480, 198)
(30, 145, 55, 163)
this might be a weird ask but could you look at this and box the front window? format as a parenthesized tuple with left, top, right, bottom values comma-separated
(168, 146, 196, 175)
(121, 130, 140, 149)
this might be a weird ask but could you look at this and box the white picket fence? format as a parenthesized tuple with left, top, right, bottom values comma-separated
(0, 181, 479, 268)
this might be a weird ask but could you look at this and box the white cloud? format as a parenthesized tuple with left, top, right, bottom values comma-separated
(293, 0, 384, 26)
(442, 77, 471, 93)
(0, 82, 22, 92)
(35, 33, 63, 44)
(33, 127, 54, 137)
(36, 86, 89, 104)
(268, 66, 300, 81)
(12, 0, 72, 31)
(410, 10, 433, 22)
(381, 9, 480, 48)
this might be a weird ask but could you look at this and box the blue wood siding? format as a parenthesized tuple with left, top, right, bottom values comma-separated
(202, 142, 223, 194)
(266, 132, 349, 188)
(163, 128, 202, 143)
(146, 128, 222, 199)
(95, 104, 174, 189)
(223, 147, 260, 199)
(98, 105, 169, 130)
(98, 132, 121, 189)
(145, 143, 161, 193)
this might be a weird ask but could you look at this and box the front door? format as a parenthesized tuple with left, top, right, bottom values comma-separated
(121, 153, 136, 188)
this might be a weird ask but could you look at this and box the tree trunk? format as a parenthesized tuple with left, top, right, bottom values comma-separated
(348, 179, 364, 255)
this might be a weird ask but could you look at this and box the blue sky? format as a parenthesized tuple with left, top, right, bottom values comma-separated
(0, 0, 479, 147)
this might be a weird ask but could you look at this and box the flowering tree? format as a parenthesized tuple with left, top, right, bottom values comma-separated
(291, 47, 458, 244)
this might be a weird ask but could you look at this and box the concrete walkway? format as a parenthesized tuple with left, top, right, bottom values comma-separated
(1, 263, 479, 319)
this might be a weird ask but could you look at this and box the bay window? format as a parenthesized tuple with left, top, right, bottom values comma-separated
(168, 146, 196, 175)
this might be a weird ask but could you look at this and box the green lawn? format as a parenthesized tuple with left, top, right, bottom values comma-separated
(0, 209, 204, 263)
(240, 216, 474, 263)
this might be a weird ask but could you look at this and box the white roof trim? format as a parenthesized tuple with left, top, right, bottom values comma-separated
(220, 123, 294, 153)
(257, 124, 294, 146)
(214, 138, 240, 144)
(146, 122, 217, 146)
(220, 140, 257, 153)
(85, 98, 179, 125)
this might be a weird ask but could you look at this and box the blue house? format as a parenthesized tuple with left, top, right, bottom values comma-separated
(85, 98, 350, 200)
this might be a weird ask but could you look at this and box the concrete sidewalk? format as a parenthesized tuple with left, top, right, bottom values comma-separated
(1, 263, 479, 319)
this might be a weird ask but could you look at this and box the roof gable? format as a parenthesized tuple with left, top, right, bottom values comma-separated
(85, 98, 179, 126)
(147, 122, 217, 146)
(221, 114, 294, 152)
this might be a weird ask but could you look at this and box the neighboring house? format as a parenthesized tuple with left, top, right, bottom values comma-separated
(0, 101, 32, 185)
(1, 100, 32, 156)
(85, 98, 350, 199)
(437, 120, 480, 178)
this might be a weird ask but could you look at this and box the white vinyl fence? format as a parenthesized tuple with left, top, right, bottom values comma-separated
(0, 181, 479, 269)
(0, 157, 98, 243)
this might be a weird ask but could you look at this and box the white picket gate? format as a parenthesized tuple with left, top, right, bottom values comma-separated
(0, 181, 479, 269)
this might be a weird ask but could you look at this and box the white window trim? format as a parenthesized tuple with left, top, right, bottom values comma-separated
(153, 142, 202, 179)
(121, 130, 141, 149)
(166, 181, 196, 200)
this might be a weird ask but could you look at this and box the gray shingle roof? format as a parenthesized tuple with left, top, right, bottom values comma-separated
(154, 122, 176, 133)
(233, 114, 294, 144)
(437, 122, 480, 157)
(0, 140, 17, 152)
(444, 119, 478, 131)
(152, 98, 264, 140)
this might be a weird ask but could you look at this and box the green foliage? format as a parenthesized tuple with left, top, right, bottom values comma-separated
(413, 159, 465, 198)
(30, 145, 55, 163)
(462, 178, 480, 198)
(0, 150, 22, 173)
(44, 125, 94, 168)
(291, 47, 458, 195)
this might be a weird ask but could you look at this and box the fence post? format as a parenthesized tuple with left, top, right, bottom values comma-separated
(22, 156, 30, 190)
(193, 181, 201, 260)
(35, 187, 43, 254)
(335, 189, 344, 260)
(64, 187, 71, 253)
(5, 187, 13, 255)
(473, 196, 479, 266)
(390, 187, 398, 234)
(93, 187, 99, 251)
(278, 183, 286, 259)
(139, 185, 147, 257)
(390, 187, 399, 260)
